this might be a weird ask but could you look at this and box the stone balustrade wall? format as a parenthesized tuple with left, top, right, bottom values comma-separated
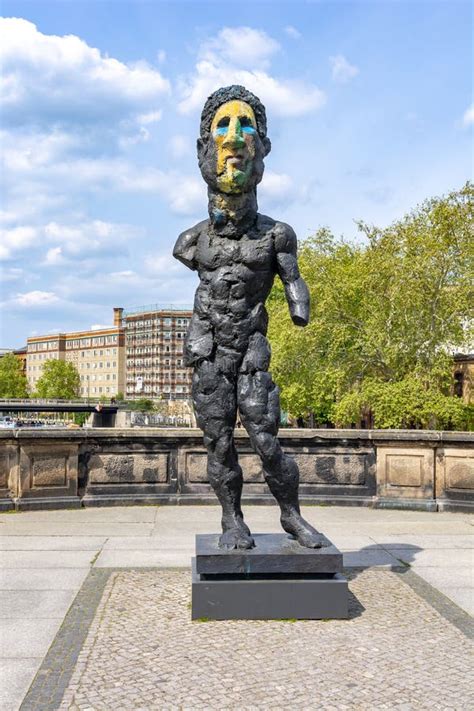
(0, 429, 472, 512)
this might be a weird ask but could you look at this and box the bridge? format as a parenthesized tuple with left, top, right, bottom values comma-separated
(0, 399, 118, 427)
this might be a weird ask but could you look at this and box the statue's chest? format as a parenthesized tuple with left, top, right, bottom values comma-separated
(197, 232, 274, 271)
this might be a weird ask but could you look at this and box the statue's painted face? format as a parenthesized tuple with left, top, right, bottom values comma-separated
(210, 100, 258, 194)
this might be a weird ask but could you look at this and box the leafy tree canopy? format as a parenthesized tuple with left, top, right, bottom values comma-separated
(129, 398, 155, 412)
(35, 360, 81, 399)
(268, 183, 473, 429)
(0, 353, 28, 398)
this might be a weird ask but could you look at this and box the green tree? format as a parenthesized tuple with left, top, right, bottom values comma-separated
(0, 353, 28, 398)
(130, 398, 155, 412)
(35, 360, 81, 399)
(267, 183, 473, 429)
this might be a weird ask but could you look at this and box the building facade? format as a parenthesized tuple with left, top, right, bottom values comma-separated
(26, 308, 126, 397)
(124, 305, 193, 399)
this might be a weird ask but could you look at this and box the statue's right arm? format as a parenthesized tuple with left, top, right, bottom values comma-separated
(173, 224, 201, 271)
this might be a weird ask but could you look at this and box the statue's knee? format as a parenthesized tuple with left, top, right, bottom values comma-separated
(205, 429, 234, 464)
(253, 431, 280, 463)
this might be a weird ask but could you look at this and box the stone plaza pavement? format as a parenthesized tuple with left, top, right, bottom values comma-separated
(0, 505, 473, 710)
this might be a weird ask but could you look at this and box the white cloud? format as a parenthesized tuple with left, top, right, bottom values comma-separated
(43, 219, 137, 257)
(90, 323, 112, 330)
(164, 176, 205, 215)
(169, 134, 192, 159)
(13, 290, 59, 307)
(0, 18, 170, 127)
(201, 27, 279, 70)
(178, 26, 325, 117)
(0, 226, 38, 260)
(462, 104, 474, 126)
(1, 267, 24, 282)
(157, 49, 166, 64)
(329, 54, 359, 83)
(136, 110, 163, 125)
(144, 254, 182, 275)
(43, 246, 65, 266)
(284, 26, 301, 40)
(259, 171, 294, 202)
(110, 270, 136, 278)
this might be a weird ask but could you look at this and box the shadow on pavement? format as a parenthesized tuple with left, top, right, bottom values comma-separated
(344, 544, 423, 620)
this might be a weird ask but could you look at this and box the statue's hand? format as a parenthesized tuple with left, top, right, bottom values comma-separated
(285, 277, 310, 327)
(290, 302, 309, 327)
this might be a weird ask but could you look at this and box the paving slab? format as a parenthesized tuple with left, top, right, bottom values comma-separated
(0, 507, 158, 523)
(0, 568, 89, 591)
(0, 618, 64, 658)
(0, 536, 107, 551)
(1, 589, 78, 619)
(343, 549, 400, 567)
(103, 536, 193, 550)
(433, 586, 473, 616)
(374, 534, 474, 549)
(0, 522, 154, 537)
(94, 549, 190, 568)
(0, 657, 41, 711)
(411, 566, 474, 590)
(321, 521, 474, 535)
(0, 551, 96, 569)
(385, 548, 474, 568)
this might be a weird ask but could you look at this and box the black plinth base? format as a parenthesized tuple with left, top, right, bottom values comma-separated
(192, 533, 349, 621)
(196, 533, 342, 575)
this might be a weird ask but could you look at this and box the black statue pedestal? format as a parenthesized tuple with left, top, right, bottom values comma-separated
(192, 534, 349, 620)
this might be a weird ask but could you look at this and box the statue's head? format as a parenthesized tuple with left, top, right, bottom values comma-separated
(198, 85, 271, 195)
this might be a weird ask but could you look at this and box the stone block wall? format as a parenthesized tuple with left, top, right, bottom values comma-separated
(0, 429, 472, 512)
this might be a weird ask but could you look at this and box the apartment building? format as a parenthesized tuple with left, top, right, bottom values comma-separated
(26, 308, 126, 397)
(124, 305, 193, 399)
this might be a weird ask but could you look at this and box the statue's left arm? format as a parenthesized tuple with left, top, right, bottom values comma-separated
(274, 222, 310, 327)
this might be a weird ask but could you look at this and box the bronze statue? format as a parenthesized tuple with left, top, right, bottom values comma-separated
(174, 85, 326, 549)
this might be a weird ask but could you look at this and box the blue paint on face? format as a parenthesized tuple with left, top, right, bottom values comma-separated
(213, 121, 256, 137)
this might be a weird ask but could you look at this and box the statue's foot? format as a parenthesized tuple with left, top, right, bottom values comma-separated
(219, 518, 255, 549)
(281, 511, 328, 549)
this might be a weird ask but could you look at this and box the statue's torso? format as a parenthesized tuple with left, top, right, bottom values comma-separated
(187, 216, 277, 360)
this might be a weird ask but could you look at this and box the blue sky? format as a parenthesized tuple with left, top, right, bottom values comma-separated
(1, 0, 472, 347)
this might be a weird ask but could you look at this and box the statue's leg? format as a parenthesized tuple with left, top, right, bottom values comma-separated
(193, 359, 254, 549)
(238, 344, 326, 548)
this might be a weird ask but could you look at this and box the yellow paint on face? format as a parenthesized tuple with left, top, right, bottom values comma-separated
(210, 100, 257, 194)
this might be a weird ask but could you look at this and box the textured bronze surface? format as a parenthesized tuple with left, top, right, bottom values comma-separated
(174, 85, 325, 549)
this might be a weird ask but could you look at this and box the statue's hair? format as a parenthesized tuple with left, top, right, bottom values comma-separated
(199, 85, 268, 140)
